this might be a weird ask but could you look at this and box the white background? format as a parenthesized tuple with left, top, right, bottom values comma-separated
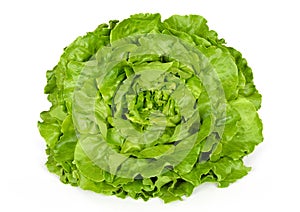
(1, 0, 299, 211)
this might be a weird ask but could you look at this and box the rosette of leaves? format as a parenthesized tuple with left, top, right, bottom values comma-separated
(38, 13, 263, 203)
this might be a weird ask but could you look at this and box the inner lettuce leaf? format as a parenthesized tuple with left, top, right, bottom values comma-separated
(38, 13, 263, 203)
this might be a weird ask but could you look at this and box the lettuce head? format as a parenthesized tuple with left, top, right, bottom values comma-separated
(38, 13, 263, 203)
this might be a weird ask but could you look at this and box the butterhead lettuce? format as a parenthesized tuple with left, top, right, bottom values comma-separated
(38, 13, 263, 203)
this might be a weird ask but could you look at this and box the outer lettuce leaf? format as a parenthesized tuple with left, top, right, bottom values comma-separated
(111, 13, 162, 42)
(219, 98, 263, 159)
(163, 14, 219, 43)
(228, 47, 262, 109)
